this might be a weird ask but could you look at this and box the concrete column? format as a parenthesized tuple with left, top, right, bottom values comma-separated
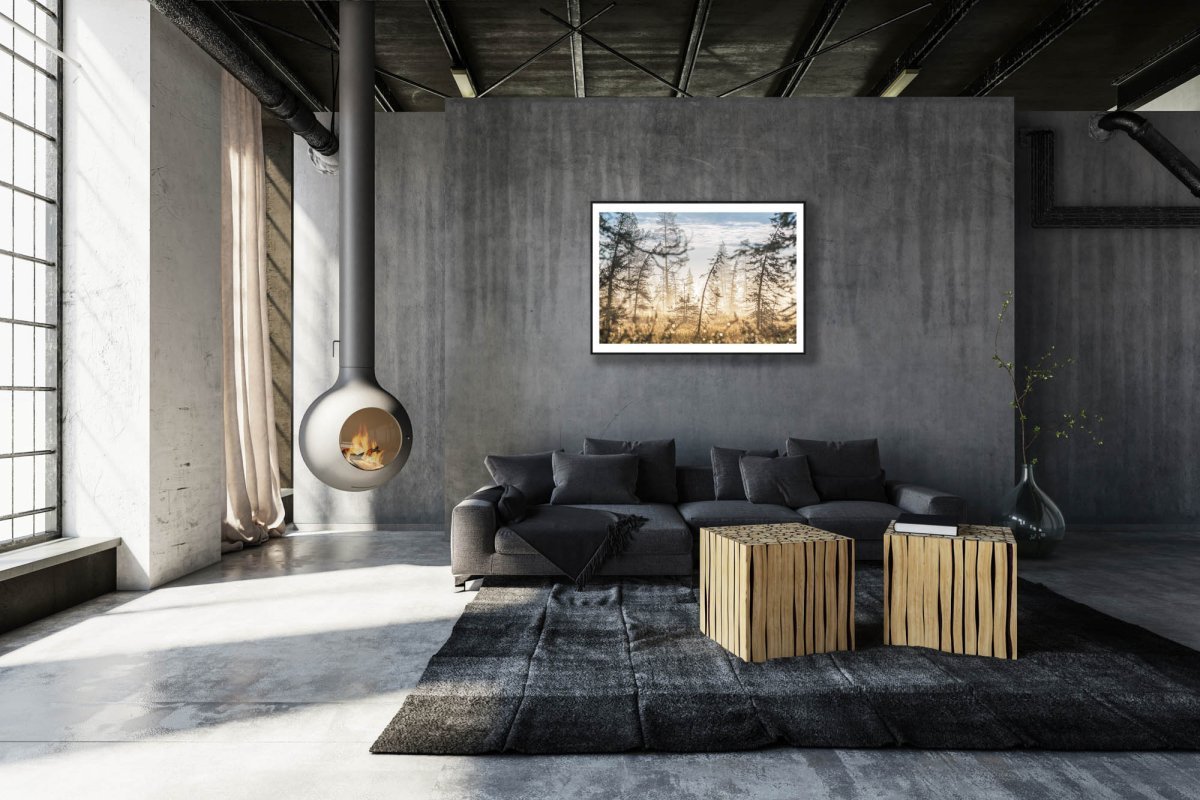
(62, 2, 224, 589)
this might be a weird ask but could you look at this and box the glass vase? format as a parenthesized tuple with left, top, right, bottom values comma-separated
(997, 463, 1065, 558)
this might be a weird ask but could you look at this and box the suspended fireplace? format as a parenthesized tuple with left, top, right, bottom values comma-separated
(299, 0, 412, 491)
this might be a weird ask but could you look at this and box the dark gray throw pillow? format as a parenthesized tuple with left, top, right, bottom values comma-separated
(711, 446, 779, 501)
(784, 438, 887, 502)
(550, 452, 640, 505)
(484, 451, 559, 505)
(583, 437, 677, 503)
(497, 484, 528, 523)
(739, 455, 820, 508)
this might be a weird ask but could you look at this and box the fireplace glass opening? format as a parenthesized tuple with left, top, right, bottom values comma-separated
(339, 407, 404, 471)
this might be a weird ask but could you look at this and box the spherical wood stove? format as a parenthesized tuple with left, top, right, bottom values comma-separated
(299, 0, 412, 492)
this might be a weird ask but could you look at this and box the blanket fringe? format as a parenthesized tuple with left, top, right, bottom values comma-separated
(575, 514, 647, 588)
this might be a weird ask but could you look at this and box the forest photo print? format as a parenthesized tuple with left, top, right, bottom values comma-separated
(592, 202, 804, 353)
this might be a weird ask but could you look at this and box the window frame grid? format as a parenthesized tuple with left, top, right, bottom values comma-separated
(0, 0, 59, 554)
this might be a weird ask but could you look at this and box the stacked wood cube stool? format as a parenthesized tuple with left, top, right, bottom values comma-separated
(699, 523, 855, 663)
(882, 522, 1018, 659)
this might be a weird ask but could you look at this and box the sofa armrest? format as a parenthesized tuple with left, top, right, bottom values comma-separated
(886, 481, 965, 519)
(450, 488, 498, 577)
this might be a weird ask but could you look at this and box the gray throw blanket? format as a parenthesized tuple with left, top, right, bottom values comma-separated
(506, 506, 647, 587)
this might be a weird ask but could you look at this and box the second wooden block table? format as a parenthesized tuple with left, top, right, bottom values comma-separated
(883, 522, 1018, 659)
(700, 523, 855, 662)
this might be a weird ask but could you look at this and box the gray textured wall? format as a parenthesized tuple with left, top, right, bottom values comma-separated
(1015, 111, 1200, 524)
(293, 114, 445, 525)
(444, 98, 1016, 520)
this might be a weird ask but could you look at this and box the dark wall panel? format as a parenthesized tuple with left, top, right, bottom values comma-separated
(444, 97, 1016, 519)
(1015, 111, 1200, 524)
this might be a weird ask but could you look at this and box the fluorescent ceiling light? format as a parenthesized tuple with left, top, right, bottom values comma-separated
(881, 68, 920, 98)
(451, 67, 477, 98)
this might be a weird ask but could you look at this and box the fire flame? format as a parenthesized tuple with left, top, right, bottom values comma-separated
(341, 423, 385, 471)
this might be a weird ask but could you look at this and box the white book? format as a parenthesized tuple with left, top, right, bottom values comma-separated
(894, 514, 959, 536)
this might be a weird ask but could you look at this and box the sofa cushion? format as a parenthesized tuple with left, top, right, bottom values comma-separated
(677, 500, 804, 531)
(495, 503, 691, 556)
(550, 452, 639, 505)
(785, 438, 887, 503)
(740, 454, 820, 508)
(584, 438, 677, 503)
(796, 500, 903, 541)
(676, 466, 716, 503)
(711, 446, 779, 501)
(485, 451, 559, 505)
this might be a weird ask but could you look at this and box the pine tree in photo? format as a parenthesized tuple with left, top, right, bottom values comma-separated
(737, 212, 797, 343)
(695, 242, 730, 341)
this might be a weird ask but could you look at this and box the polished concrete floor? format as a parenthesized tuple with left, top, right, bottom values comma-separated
(0, 529, 1198, 799)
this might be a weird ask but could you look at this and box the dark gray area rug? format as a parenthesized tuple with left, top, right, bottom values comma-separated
(372, 567, 1200, 754)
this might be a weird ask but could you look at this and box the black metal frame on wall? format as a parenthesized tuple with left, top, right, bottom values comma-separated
(0, 0, 61, 553)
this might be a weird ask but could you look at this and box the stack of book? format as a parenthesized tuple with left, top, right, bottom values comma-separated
(893, 513, 959, 536)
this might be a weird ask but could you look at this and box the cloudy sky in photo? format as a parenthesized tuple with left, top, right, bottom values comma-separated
(672, 212, 779, 280)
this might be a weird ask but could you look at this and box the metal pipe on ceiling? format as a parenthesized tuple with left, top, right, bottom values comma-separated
(149, 0, 337, 155)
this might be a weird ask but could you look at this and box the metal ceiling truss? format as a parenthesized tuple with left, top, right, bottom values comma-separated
(775, 0, 849, 98)
(567, 0, 587, 97)
(1112, 26, 1200, 110)
(960, 0, 1105, 97)
(674, 0, 711, 98)
(718, 2, 932, 97)
(540, 6, 693, 96)
(302, 0, 403, 111)
(865, 0, 982, 97)
(210, 2, 328, 112)
(477, 2, 615, 97)
(1024, 129, 1200, 229)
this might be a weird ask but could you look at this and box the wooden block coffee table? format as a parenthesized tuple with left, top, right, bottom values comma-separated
(883, 522, 1017, 659)
(699, 523, 855, 662)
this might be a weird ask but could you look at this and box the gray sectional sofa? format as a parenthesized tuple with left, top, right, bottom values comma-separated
(450, 464, 963, 589)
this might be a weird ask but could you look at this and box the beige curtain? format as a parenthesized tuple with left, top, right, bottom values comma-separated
(221, 72, 285, 551)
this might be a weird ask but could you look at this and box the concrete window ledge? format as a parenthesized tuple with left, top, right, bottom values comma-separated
(0, 538, 121, 634)
(0, 537, 121, 583)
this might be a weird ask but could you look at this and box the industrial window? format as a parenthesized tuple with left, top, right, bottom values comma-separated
(0, 0, 59, 553)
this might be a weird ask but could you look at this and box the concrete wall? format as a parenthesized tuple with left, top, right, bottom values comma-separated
(443, 98, 1016, 520)
(63, 4, 224, 588)
(292, 114, 445, 526)
(1015, 111, 1200, 524)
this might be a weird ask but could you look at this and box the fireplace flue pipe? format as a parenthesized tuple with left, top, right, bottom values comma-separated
(1093, 111, 1200, 199)
(339, 0, 374, 370)
(150, 0, 338, 157)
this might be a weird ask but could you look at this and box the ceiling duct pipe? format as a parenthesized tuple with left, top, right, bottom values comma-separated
(1091, 111, 1200, 199)
(150, 0, 338, 157)
(299, 1, 413, 492)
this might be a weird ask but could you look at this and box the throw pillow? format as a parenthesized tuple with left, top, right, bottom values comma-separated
(739, 455, 820, 508)
(711, 446, 779, 501)
(784, 438, 887, 502)
(484, 451, 559, 505)
(497, 484, 528, 524)
(583, 437, 677, 503)
(550, 452, 640, 505)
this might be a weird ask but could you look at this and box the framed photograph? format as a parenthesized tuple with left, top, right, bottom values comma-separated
(592, 202, 804, 353)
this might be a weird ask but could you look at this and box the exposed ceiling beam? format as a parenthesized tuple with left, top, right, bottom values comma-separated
(959, 0, 1106, 97)
(540, 7, 693, 97)
(675, 0, 712, 98)
(1113, 26, 1200, 110)
(210, 1, 328, 113)
(477, 2, 614, 98)
(426, 0, 478, 98)
(865, 0, 982, 97)
(775, 0, 848, 98)
(302, 0, 403, 112)
(719, 2, 932, 98)
(567, 0, 586, 98)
